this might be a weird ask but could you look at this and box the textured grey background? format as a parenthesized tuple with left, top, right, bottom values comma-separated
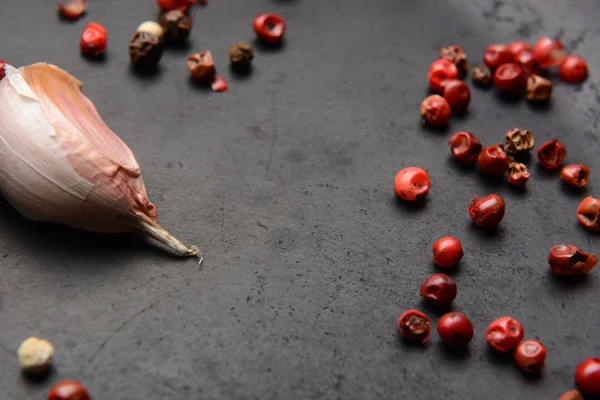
(0, 0, 599, 399)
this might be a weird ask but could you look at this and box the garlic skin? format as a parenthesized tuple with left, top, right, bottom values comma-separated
(0, 63, 198, 257)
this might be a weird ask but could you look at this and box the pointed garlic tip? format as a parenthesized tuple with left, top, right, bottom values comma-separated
(137, 21, 164, 38)
(138, 219, 200, 258)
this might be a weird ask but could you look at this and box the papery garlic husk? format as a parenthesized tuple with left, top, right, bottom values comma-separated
(0, 63, 198, 257)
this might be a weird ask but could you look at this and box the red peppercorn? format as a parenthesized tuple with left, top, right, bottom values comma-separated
(508, 41, 532, 59)
(394, 167, 430, 202)
(58, 0, 87, 20)
(485, 317, 524, 353)
(561, 164, 590, 188)
(47, 380, 90, 400)
(577, 196, 600, 232)
(514, 50, 541, 76)
(187, 51, 216, 82)
(420, 273, 457, 305)
(157, 0, 194, 12)
(548, 244, 598, 277)
(533, 36, 566, 68)
(559, 55, 588, 84)
(448, 132, 482, 164)
(483, 44, 512, 69)
(211, 76, 228, 93)
(80, 22, 107, 58)
(437, 312, 474, 347)
(537, 139, 567, 170)
(0, 59, 6, 81)
(468, 194, 505, 228)
(427, 59, 459, 93)
(507, 162, 530, 187)
(398, 310, 430, 343)
(477, 145, 509, 176)
(575, 358, 600, 396)
(440, 45, 469, 77)
(515, 340, 547, 373)
(494, 63, 527, 93)
(443, 79, 471, 113)
(432, 236, 463, 268)
(420, 95, 451, 127)
(559, 390, 584, 400)
(253, 14, 286, 46)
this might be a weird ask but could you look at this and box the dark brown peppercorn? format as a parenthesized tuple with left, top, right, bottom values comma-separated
(526, 74, 552, 102)
(129, 32, 164, 70)
(504, 128, 535, 154)
(160, 10, 192, 42)
(440, 45, 469, 77)
(229, 42, 254, 71)
(472, 64, 492, 86)
(188, 51, 216, 82)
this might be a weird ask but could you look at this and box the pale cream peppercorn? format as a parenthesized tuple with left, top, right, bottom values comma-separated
(17, 336, 54, 375)
(137, 21, 164, 38)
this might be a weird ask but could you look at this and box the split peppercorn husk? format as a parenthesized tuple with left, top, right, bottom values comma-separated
(526, 74, 552, 102)
(229, 42, 254, 71)
(160, 10, 192, 42)
(0, 63, 199, 257)
(472, 65, 492, 86)
(504, 128, 535, 154)
(129, 22, 165, 70)
(440, 45, 469, 77)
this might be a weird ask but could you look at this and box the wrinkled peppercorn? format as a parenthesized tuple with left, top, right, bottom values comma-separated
(440, 45, 469, 77)
(548, 244, 598, 277)
(561, 164, 590, 188)
(537, 139, 567, 170)
(504, 128, 534, 154)
(472, 65, 492, 86)
(160, 10, 191, 42)
(577, 196, 600, 232)
(229, 42, 254, 71)
(526, 74, 552, 102)
(188, 51, 216, 82)
(129, 22, 164, 70)
(507, 162, 530, 187)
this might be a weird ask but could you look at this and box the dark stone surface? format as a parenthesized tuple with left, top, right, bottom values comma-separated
(0, 0, 599, 399)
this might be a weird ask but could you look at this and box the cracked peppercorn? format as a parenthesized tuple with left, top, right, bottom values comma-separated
(420, 95, 451, 127)
(187, 51, 216, 82)
(398, 310, 430, 343)
(253, 13, 286, 46)
(537, 139, 567, 170)
(483, 44, 512, 69)
(229, 42, 254, 71)
(468, 194, 505, 228)
(394, 167, 430, 202)
(577, 196, 600, 232)
(160, 10, 192, 42)
(432, 236, 463, 268)
(478, 145, 509, 176)
(128, 22, 164, 70)
(486, 317, 524, 353)
(561, 164, 590, 188)
(437, 312, 474, 347)
(448, 131, 482, 164)
(575, 358, 600, 396)
(507, 162, 530, 187)
(515, 340, 547, 373)
(548, 244, 598, 277)
(47, 380, 90, 400)
(504, 128, 535, 154)
(494, 63, 527, 93)
(427, 59, 458, 93)
(420, 273, 457, 305)
(472, 64, 492, 86)
(526, 74, 552, 102)
(440, 45, 469, 77)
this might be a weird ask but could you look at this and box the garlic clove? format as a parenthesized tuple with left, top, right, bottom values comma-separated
(0, 63, 198, 257)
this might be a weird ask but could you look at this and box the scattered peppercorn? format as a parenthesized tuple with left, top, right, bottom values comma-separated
(558, 390, 584, 400)
(559, 55, 588, 84)
(443, 79, 471, 113)
(437, 312, 474, 347)
(504, 128, 535, 154)
(17, 337, 54, 375)
(157, 0, 194, 13)
(47, 380, 90, 400)
(80, 22, 107, 58)
(128, 22, 164, 70)
(561, 164, 590, 187)
(537, 139, 567, 170)
(448, 131, 482, 164)
(575, 358, 600, 396)
(468, 194, 505, 228)
(548, 244, 598, 277)
(58, 0, 87, 20)
(420, 95, 451, 127)
(394, 167, 430, 202)
(427, 59, 459, 93)
(533, 36, 566, 68)
(187, 51, 216, 83)
(494, 63, 527, 93)
(432, 236, 463, 268)
(253, 13, 286, 46)
(211, 76, 228, 93)
(507, 162, 530, 187)
(420, 273, 457, 305)
(577, 196, 600, 232)
(486, 317, 524, 353)
(515, 340, 547, 373)
(159, 10, 192, 42)
(229, 42, 254, 71)
(526, 74, 552, 102)
(507, 41, 532, 59)
(472, 64, 492, 86)
(514, 50, 540, 76)
(398, 310, 431, 343)
(440, 45, 469, 77)
(0, 60, 7, 81)
(478, 145, 510, 176)
(483, 44, 512, 69)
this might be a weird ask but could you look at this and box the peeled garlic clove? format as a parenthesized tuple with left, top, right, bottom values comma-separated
(0, 63, 198, 257)
(18, 337, 54, 375)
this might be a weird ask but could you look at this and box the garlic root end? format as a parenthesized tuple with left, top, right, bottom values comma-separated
(139, 220, 200, 257)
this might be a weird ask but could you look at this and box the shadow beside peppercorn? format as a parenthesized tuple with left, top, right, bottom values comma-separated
(422, 300, 455, 317)
(559, 181, 588, 196)
(526, 99, 552, 112)
(393, 194, 428, 212)
(547, 269, 594, 289)
(187, 76, 213, 94)
(494, 90, 524, 105)
(128, 64, 164, 82)
(397, 333, 429, 351)
(253, 38, 286, 54)
(21, 365, 54, 384)
(438, 341, 470, 361)
(484, 346, 514, 367)
(466, 222, 503, 239)
(164, 40, 192, 54)
(57, 12, 84, 24)
(229, 64, 253, 81)
(81, 52, 107, 64)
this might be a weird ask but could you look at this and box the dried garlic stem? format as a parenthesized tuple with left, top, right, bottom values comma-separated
(139, 219, 199, 257)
